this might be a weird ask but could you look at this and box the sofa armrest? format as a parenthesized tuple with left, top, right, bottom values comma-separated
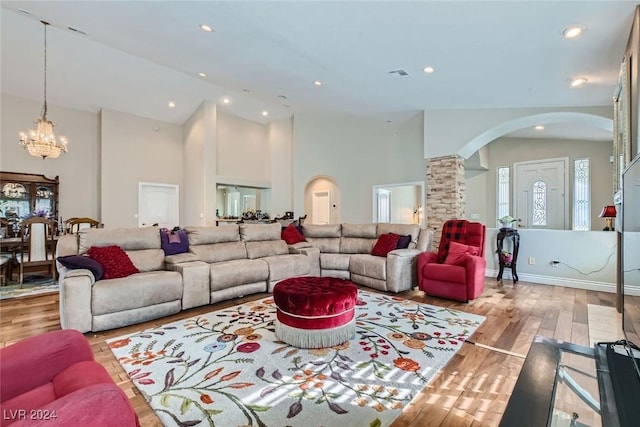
(169, 261, 210, 309)
(0, 330, 94, 402)
(465, 255, 487, 300)
(10, 383, 139, 427)
(288, 245, 320, 276)
(59, 273, 94, 333)
(386, 249, 422, 293)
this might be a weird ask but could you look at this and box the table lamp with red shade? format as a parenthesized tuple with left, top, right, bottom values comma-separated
(599, 205, 617, 231)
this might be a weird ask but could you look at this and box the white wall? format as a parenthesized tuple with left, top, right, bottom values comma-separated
(294, 110, 425, 223)
(1, 94, 100, 221)
(216, 110, 270, 186)
(269, 118, 294, 218)
(100, 109, 183, 228)
(484, 228, 617, 291)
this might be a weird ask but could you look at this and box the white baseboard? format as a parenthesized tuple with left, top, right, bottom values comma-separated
(485, 268, 626, 294)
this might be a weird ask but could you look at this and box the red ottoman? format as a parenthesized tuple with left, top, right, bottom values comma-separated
(273, 277, 358, 348)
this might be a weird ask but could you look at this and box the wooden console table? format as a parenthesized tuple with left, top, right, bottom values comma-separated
(496, 228, 519, 283)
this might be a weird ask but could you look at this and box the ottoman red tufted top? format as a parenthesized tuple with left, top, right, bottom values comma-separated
(273, 277, 358, 318)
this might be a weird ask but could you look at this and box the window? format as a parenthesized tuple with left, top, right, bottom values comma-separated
(532, 180, 547, 226)
(573, 158, 590, 231)
(496, 166, 510, 225)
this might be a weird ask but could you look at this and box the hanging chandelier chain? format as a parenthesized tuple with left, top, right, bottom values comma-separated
(42, 20, 49, 119)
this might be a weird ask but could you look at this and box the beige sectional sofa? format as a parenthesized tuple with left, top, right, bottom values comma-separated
(56, 222, 430, 333)
(294, 223, 433, 293)
(56, 227, 185, 333)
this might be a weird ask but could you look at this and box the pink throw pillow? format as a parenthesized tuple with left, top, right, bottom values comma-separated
(371, 233, 401, 257)
(444, 241, 480, 266)
(281, 224, 306, 245)
(87, 245, 139, 280)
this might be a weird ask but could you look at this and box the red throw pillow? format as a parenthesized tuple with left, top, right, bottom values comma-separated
(444, 241, 480, 266)
(371, 233, 401, 257)
(281, 224, 306, 244)
(87, 245, 139, 280)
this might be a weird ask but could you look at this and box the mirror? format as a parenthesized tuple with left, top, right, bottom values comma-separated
(372, 181, 424, 225)
(614, 58, 631, 196)
(216, 184, 271, 219)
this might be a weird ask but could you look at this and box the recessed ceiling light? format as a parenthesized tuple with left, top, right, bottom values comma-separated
(200, 24, 213, 32)
(313, 81, 322, 86)
(262, 111, 269, 117)
(198, 72, 207, 78)
(168, 101, 176, 108)
(571, 77, 588, 87)
(534, 125, 545, 131)
(563, 26, 583, 39)
(423, 66, 435, 74)
(222, 97, 230, 104)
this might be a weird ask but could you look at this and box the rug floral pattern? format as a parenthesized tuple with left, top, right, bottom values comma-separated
(108, 290, 485, 427)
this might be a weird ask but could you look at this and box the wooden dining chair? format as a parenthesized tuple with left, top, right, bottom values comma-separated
(17, 217, 57, 286)
(65, 217, 102, 234)
(0, 218, 14, 285)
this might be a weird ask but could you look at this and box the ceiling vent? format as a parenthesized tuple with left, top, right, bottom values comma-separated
(388, 69, 409, 77)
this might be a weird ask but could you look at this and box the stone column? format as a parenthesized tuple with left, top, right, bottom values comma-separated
(426, 155, 466, 249)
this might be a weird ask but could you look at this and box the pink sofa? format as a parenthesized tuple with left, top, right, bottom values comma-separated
(0, 330, 139, 427)
(417, 220, 487, 302)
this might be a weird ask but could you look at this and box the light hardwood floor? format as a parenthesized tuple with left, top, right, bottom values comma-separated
(0, 278, 635, 427)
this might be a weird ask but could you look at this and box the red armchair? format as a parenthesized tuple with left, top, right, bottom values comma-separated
(0, 330, 139, 427)
(417, 219, 487, 302)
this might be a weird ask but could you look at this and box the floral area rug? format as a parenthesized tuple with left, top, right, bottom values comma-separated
(108, 290, 485, 427)
(0, 277, 58, 300)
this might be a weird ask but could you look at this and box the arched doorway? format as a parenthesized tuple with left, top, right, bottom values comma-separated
(304, 176, 341, 224)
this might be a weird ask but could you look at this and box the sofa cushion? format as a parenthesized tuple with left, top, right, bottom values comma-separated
(245, 240, 289, 259)
(350, 254, 387, 280)
(127, 249, 165, 272)
(79, 226, 160, 253)
(91, 271, 182, 315)
(320, 253, 351, 271)
(342, 223, 377, 238)
(423, 263, 466, 283)
(191, 241, 247, 263)
(306, 237, 340, 253)
(209, 259, 269, 291)
(444, 241, 480, 266)
(240, 223, 281, 242)
(57, 255, 104, 281)
(87, 246, 139, 280)
(341, 237, 376, 254)
(261, 254, 310, 281)
(185, 225, 240, 245)
(281, 224, 306, 244)
(53, 360, 114, 398)
(301, 224, 341, 238)
(371, 233, 400, 257)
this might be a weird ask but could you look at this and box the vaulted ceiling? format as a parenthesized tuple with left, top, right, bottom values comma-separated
(2, 1, 635, 141)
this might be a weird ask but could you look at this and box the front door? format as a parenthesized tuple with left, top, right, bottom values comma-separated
(514, 158, 568, 229)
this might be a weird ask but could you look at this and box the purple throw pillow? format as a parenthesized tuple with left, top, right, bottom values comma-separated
(160, 229, 189, 255)
(396, 235, 412, 249)
(57, 255, 104, 281)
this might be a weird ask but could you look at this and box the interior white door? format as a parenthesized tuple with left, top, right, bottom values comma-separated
(138, 182, 179, 228)
(312, 190, 331, 224)
(376, 189, 391, 223)
(514, 158, 567, 229)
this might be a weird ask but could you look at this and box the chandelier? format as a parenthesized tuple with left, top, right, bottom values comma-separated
(19, 20, 68, 159)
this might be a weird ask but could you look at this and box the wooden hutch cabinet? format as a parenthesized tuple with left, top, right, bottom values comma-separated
(0, 172, 59, 237)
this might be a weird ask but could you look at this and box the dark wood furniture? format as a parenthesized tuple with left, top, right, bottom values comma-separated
(500, 335, 639, 427)
(0, 172, 59, 237)
(64, 217, 101, 234)
(16, 217, 57, 285)
(497, 227, 519, 283)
